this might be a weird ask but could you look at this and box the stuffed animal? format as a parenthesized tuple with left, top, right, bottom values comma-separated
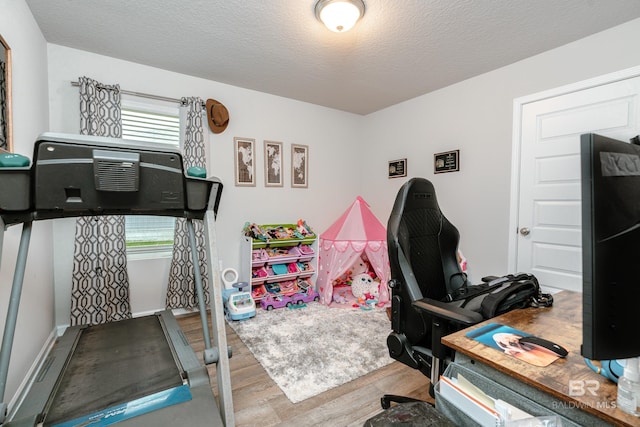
(350, 256, 370, 276)
(351, 273, 379, 300)
(333, 291, 348, 304)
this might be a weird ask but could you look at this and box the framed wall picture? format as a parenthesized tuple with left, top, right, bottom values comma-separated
(388, 158, 407, 178)
(291, 144, 309, 188)
(234, 137, 256, 186)
(434, 149, 460, 174)
(264, 140, 283, 187)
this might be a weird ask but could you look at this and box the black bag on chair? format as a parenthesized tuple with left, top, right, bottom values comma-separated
(448, 273, 553, 319)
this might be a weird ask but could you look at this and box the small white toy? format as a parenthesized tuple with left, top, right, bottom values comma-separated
(224, 282, 256, 321)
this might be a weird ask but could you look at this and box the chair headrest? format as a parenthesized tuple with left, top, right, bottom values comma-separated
(393, 177, 440, 215)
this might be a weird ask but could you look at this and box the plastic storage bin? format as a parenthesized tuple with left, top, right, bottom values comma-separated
(297, 245, 315, 262)
(436, 361, 581, 427)
(251, 249, 268, 267)
(266, 246, 299, 264)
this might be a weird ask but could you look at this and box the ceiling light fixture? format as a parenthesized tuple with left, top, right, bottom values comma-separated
(315, 0, 365, 33)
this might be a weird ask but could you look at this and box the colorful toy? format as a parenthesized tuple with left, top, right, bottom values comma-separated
(252, 285, 266, 300)
(296, 219, 314, 237)
(279, 279, 297, 294)
(265, 282, 281, 294)
(332, 286, 350, 304)
(243, 222, 269, 241)
(266, 226, 296, 240)
(223, 282, 256, 321)
(350, 256, 370, 277)
(260, 294, 293, 311)
(291, 286, 320, 305)
(351, 273, 379, 300)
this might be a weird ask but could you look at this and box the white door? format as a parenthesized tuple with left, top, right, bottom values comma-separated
(512, 71, 640, 291)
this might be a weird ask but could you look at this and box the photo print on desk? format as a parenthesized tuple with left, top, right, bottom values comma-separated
(466, 323, 560, 367)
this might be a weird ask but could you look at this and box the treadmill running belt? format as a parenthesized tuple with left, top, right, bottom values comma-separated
(44, 315, 185, 426)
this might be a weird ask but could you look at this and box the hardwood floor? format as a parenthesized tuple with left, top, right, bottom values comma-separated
(176, 313, 434, 426)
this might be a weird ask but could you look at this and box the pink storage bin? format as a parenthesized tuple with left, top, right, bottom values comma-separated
(296, 262, 315, 278)
(279, 280, 298, 295)
(251, 266, 268, 285)
(266, 246, 299, 265)
(297, 245, 314, 262)
(251, 248, 268, 267)
(252, 284, 267, 300)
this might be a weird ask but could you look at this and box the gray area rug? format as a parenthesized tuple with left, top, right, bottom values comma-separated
(228, 302, 393, 403)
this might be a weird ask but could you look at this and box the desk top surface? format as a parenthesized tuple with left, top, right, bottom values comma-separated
(442, 290, 639, 427)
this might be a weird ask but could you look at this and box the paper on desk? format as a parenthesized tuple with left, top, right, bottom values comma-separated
(438, 375, 502, 427)
(441, 373, 535, 426)
(495, 399, 533, 422)
(456, 374, 533, 421)
(457, 374, 496, 409)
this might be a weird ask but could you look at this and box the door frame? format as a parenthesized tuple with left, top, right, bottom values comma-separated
(507, 64, 640, 273)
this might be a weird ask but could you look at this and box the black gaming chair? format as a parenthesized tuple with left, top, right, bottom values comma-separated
(383, 177, 485, 405)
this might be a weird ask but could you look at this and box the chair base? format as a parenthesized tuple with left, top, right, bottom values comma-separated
(367, 399, 455, 427)
(381, 394, 426, 410)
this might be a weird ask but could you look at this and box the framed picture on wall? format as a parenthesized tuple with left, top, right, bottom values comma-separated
(291, 144, 309, 188)
(388, 158, 407, 178)
(434, 149, 460, 174)
(234, 137, 256, 186)
(264, 140, 283, 187)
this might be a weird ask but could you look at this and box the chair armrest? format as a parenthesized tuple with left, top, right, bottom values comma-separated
(413, 298, 483, 325)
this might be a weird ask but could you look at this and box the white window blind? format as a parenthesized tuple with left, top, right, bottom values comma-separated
(122, 108, 180, 144)
(121, 102, 180, 255)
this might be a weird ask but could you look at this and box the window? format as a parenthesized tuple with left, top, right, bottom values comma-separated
(121, 100, 180, 257)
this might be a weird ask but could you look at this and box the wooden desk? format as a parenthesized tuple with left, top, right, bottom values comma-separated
(442, 290, 640, 427)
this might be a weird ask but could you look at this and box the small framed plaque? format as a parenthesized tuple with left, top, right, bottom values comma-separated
(388, 158, 407, 178)
(434, 150, 460, 174)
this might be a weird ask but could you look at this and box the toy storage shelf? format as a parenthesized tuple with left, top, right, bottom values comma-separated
(241, 225, 318, 302)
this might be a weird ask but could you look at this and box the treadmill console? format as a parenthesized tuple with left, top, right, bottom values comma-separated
(1, 132, 222, 221)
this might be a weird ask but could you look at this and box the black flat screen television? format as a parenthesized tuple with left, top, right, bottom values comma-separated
(581, 133, 640, 360)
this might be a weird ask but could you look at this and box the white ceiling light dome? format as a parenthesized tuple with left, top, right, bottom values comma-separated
(315, 0, 366, 33)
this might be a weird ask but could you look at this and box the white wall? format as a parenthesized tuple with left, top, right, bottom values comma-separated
(361, 17, 640, 283)
(0, 0, 52, 405)
(46, 45, 363, 324)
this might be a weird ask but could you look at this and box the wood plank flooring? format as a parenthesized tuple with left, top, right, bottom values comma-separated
(176, 312, 434, 426)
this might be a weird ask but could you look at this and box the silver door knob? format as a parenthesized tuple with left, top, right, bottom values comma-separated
(520, 227, 530, 236)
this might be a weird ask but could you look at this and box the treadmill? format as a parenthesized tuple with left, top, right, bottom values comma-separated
(0, 133, 234, 426)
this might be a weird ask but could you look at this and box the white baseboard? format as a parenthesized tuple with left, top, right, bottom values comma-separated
(7, 327, 58, 418)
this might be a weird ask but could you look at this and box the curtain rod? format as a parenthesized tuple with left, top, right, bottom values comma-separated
(70, 81, 204, 106)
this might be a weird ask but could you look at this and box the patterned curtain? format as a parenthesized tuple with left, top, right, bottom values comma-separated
(166, 97, 210, 310)
(0, 59, 6, 150)
(70, 76, 131, 326)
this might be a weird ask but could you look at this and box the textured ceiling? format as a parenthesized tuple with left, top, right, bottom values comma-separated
(25, 0, 640, 115)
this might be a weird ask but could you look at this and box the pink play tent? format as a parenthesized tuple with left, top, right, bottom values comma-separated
(317, 196, 390, 305)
